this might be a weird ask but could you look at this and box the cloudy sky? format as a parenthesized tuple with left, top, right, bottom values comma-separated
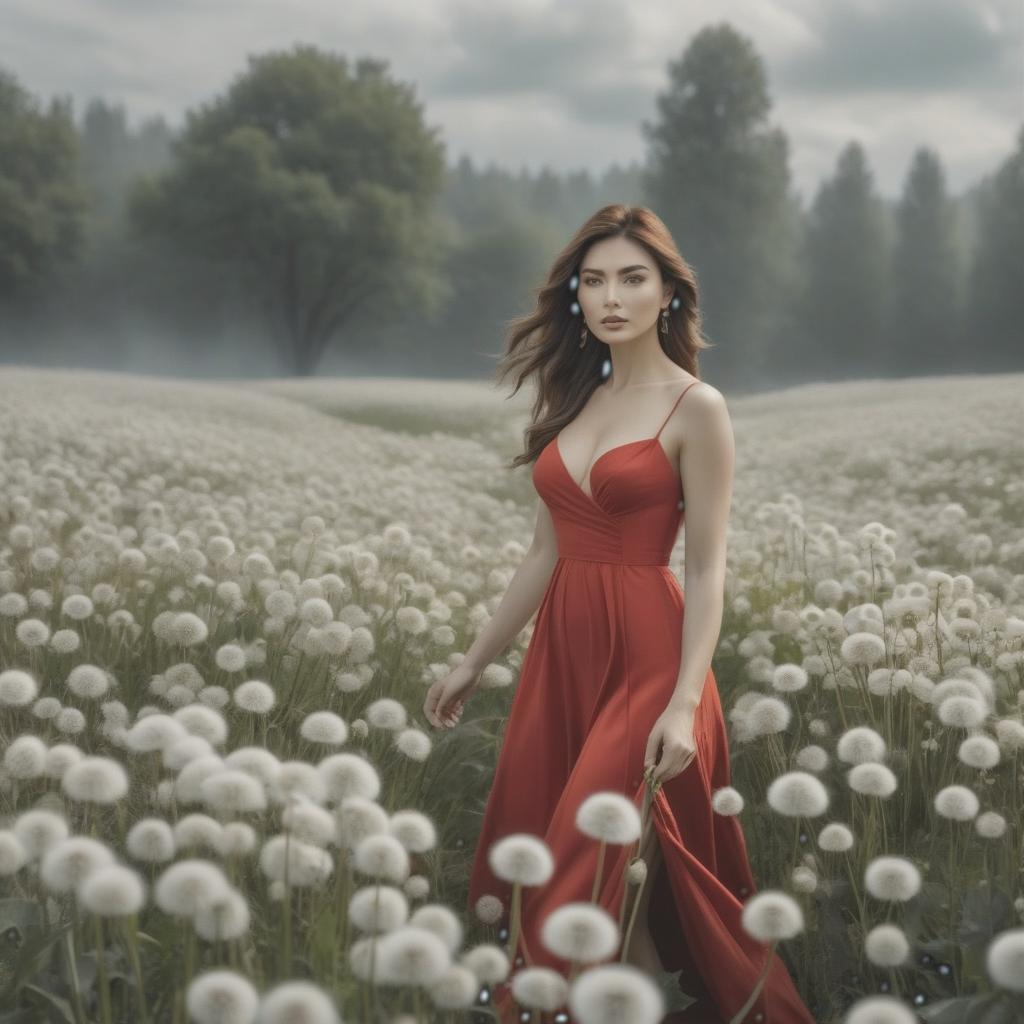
(4, 0, 1022, 202)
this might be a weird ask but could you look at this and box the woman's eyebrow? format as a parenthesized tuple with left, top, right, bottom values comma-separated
(579, 264, 651, 275)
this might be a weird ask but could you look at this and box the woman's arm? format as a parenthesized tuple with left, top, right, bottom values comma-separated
(667, 385, 735, 712)
(462, 499, 559, 674)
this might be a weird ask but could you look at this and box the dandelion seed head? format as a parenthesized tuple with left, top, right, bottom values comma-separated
(986, 927, 1024, 992)
(575, 792, 642, 846)
(747, 696, 791, 736)
(40, 836, 115, 893)
(258, 834, 333, 888)
(223, 747, 280, 786)
(836, 726, 887, 765)
(126, 818, 177, 863)
(934, 784, 980, 821)
(256, 980, 341, 1024)
(0, 669, 37, 706)
(847, 763, 898, 798)
(864, 856, 921, 901)
(281, 799, 335, 847)
(488, 834, 554, 888)
(61, 594, 94, 621)
(186, 970, 259, 1024)
(976, 811, 1007, 839)
(844, 995, 919, 1024)
(194, 889, 251, 942)
(741, 889, 805, 942)
(711, 786, 744, 816)
(334, 795, 389, 850)
(937, 695, 987, 729)
(173, 705, 228, 746)
(217, 822, 257, 858)
(78, 864, 146, 917)
(272, 761, 327, 805)
(32, 696, 61, 719)
(174, 814, 224, 852)
(299, 711, 348, 746)
(54, 707, 86, 734)
(233, 680, 275, 714)
(958, 734, 1000, 769)
(540, 902, 619, 963)
(154, 858, 230, 916)
(126, 713, 188, 753)
(13, 809, 69, 859)
(214, 643, 247, 673)
(352, 833, 410, 884)
(864, 923, 910, 967)
(66, 664, 109, 700)
(15, 618, 50, 647)
(388, 810, 437, 854)
(348, 884, 409, 934)
(374, 925, 454, 987)
(771, 664, 808, 693)
(4, 735, 48, 779)
(163, 734, 215, 770)
(45, 743, 83, 779)
(365, 698, 407, 731)
(766, 771, 830, 817)
(318, 753, 380, 804)
(62, 755, 129, 804)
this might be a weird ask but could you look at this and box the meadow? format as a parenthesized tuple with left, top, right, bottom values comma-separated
(0, 365, 1022, 1024)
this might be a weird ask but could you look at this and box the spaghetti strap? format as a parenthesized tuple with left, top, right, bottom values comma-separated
(654, 380, 700, 440)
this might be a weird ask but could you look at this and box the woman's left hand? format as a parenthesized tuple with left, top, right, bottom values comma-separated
(643, 705, 697, 789)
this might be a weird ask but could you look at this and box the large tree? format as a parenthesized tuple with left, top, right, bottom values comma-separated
(130, 45, 450, 375)
(792, 142, 888, 379)
(965, 126, 1024, 370)
(885, 147, 960, 374)
(642, 23, 798, 386)
(0, 69, 88, 304)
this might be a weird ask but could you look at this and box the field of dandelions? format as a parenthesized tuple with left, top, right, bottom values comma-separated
(0, 365, 1023, 1024)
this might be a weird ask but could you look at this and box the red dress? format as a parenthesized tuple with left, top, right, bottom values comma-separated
(466, 381, 816, 1024)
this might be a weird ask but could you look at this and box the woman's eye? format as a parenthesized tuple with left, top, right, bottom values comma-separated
(584, 276, 644, 285)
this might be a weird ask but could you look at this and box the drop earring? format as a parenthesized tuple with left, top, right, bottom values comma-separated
(660, 295, 682, 336)
(569, 273, 587, 347)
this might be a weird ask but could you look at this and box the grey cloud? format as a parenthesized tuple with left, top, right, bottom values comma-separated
(776, 0, 1022, 94)
(427, 0, 651, 125)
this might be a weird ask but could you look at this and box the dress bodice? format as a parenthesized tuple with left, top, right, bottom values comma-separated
(532, 381, 698, 565)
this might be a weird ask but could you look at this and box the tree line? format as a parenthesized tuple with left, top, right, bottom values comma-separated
(0, 25, 1019, 387)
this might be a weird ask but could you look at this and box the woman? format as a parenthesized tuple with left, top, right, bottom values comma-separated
(423, 205, 815, 1023)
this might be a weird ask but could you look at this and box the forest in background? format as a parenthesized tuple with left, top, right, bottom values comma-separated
(0, 23, 1020, 391)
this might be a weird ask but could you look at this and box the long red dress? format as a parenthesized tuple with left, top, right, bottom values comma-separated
(466, 381, 816, 1024)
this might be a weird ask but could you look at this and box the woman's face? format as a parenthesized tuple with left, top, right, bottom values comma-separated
(576, 235, 673, 343)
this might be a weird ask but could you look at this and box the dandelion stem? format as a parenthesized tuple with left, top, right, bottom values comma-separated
(92, 914, 113, 1024)
(120, 915, 149, 1024)
(727, 940, 776, 1024)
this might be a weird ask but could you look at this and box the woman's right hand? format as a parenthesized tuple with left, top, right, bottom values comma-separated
(423, 662, 482, 730)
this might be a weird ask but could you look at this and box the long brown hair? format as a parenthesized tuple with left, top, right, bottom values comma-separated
(493, 204, 711, 471)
